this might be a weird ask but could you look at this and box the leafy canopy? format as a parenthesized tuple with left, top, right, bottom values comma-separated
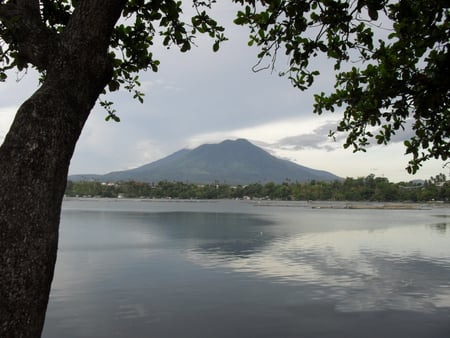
(233, 0, 449, 174)
(0, 0, 448, 173)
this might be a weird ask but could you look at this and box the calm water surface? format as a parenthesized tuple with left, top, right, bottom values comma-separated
(42, 199, 450, 338)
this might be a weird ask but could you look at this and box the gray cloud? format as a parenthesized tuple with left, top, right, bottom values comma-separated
(269, 118, 418, 155)
(271, 121, 343, 152)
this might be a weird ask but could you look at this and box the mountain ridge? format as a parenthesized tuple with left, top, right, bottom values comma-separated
(69, 139, 341, 184)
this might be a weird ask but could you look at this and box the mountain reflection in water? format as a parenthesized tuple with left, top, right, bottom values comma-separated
(187, 224, 450, 313)
(43, 199, 450, 338)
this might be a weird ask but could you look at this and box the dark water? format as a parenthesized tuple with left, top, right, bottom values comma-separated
(42, 199, 450, 338)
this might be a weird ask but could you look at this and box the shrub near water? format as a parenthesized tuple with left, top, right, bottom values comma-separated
(66, 175, 450, 202)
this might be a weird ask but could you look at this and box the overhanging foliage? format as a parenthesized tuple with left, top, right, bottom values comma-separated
(0, 1, 448, 171)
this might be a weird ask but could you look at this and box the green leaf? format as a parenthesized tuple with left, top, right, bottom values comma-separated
(368, 8, 378, 20)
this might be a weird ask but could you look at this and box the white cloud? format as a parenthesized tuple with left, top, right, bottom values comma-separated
(185, 115, 338, 147)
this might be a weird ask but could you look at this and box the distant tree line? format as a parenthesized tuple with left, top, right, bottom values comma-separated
(65, 174, 450, 202)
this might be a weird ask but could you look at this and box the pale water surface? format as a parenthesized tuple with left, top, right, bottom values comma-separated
(42, 199, 450, 337)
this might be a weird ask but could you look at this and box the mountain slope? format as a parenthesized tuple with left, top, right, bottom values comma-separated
(69, 139, 341, 184)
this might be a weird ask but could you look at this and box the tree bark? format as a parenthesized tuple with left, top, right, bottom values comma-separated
(0, 1, 126, 336)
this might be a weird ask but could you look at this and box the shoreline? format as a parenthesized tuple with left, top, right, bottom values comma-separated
(63, 197, 449, 210)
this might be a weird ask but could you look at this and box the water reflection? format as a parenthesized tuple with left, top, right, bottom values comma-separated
(140, 211, 274, 239)
(137, 211, 278, 257)
(44, 201, 450, 338)
(187, 224, 450, 313)
(429, 220, 449, 234)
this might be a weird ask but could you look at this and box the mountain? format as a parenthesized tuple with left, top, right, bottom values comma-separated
(69, 139, 341, 184)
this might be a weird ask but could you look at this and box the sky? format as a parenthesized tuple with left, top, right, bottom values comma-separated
(0, 3, 447, 183)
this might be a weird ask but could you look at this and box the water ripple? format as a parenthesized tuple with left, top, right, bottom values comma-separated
(186, 224, 450, 313)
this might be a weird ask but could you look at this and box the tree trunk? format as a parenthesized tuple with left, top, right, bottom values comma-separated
(0, 84, 83, 338)
(0, 1, 126, 336)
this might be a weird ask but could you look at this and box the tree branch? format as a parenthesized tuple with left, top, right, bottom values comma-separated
(63, 0, 126, 53)
(0, 0, 56, 70)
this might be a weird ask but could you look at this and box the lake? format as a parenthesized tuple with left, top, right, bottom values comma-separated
(42, 199, 450, 338)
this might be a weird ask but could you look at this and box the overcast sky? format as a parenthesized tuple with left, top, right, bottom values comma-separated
(0, 3, 447, 182)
